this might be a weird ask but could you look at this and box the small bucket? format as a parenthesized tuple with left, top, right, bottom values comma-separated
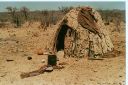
(48, 55, 57, 66)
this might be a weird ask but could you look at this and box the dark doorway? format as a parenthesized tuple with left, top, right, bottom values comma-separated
(56, 25, 70, 51)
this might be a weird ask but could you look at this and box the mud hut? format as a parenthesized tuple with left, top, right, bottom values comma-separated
(50, 7, 114, 58)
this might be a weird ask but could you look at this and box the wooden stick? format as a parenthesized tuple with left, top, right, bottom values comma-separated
(20, 65, 64, 79)
(20, 65, 47, 79)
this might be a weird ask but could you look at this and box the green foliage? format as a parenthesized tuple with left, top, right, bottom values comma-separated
(6, 7, 21, 28)
(20, 7, 29, 21)
(98, 9, 125, 23)
(0, 6, 125, 28)
(58, 6, 73, 14)
(5, 6, 30, 28)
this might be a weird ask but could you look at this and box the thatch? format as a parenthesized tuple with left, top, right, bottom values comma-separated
(78, 7, 99, 34)
(50, 7, 114, 58)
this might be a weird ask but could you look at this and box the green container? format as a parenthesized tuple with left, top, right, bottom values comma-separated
(48, 55, 57, 66)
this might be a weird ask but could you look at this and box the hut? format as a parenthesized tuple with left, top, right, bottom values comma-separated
(49, 7, 114, 58)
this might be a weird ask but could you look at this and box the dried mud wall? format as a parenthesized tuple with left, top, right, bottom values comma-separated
(52, 7, 114, 58)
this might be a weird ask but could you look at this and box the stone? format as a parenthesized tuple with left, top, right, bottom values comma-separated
(36, 48, 44, 55)
(45, 66, 53, 72)
(27, 57, 32, 60)
(41, 59, 46, 63)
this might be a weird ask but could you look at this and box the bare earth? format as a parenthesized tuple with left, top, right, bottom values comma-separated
(0, 22, 125, 85)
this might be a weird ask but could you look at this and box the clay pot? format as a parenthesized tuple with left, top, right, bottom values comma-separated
(36, 48, 44, 55)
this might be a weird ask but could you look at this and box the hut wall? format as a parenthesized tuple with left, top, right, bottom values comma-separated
(51, 7, 114, 58)
(63, 8, 114, 58)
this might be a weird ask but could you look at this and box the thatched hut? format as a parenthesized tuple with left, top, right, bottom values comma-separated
(49, 7, 114, 58)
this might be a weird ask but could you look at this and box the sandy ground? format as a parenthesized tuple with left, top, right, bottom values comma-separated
(0, 22, 125, 85)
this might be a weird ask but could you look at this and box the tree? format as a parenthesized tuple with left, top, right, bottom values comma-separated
(113, 10, 122, 32)
(6, 7, 21, 28)
(20, 7, 29, 21)
(41, 10, 50, 27)
(6, 7, 17, 18)
(58, 6, 73, 14)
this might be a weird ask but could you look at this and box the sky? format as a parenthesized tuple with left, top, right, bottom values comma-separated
(0, 1, 125, 12)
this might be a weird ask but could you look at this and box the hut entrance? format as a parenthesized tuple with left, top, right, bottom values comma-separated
(56, 25, 73, 51)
